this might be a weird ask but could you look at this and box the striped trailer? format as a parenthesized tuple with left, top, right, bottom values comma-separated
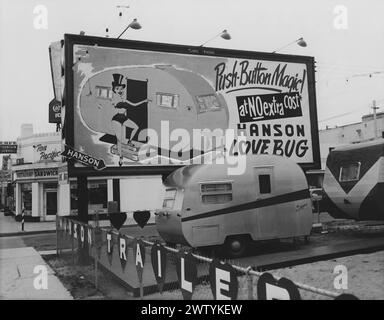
(323, 139, 384, 221)
(155, 155, 313, 257)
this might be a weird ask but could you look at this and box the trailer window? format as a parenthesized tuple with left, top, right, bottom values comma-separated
(201, 183, 232, 204)
(201, 183, 232, 193)
(96, 86, 113, 100)
(259, 174, 271, 194)
(156, 93, 179, 109)
(196, 94, 221, 113)
(339, 162, 361, 182)
(163, 188, 177, 209)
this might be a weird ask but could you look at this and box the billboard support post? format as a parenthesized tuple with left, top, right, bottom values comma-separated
(77, 176, 89, 265)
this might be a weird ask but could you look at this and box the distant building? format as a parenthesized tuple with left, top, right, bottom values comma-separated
(0, 155, 13, 210)
(320, 110, 384, 168)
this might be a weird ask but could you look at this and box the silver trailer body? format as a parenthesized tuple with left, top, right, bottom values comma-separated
(156, 155, 313, 251)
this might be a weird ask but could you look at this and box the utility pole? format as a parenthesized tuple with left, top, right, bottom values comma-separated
(372, 100, 379, 139)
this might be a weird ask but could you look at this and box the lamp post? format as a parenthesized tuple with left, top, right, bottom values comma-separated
(200, 29, 231, 47)
(117, 18, 142, 39)
(272, 37, 307, 53)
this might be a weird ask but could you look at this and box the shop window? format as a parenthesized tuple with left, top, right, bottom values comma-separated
(259, 174, 271, 194)
(200, 182, 232, 204)
(163, 188, 177, 209)
(156, 92, 179, 109)
(339, 162, 361, 182)
(88, 181, 107, 208)
(70, 180, 107, 210)
(196, 94, 221, 113)
(21, 183, 32, 214)
(96, 86, 113, 100)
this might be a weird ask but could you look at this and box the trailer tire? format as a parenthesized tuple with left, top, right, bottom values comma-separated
(223, 235, 250, 258)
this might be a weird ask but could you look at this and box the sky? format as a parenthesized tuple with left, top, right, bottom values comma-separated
(0, 0, 384, 142)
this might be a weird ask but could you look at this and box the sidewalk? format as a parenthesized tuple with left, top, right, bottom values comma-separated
(0, 247, 73, 299)
(0, 211, 156, 237)
(0, 213, 56, 237)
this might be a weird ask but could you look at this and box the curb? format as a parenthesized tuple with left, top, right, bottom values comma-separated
(0, 223, 156, 238)
(0, 229, 57, 237)
(0, 222, 156, 238)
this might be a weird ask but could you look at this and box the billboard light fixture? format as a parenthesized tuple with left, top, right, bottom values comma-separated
(117, 18, 142, 39)
(200, 29, 231, 47)
(272, 37, 307, 53)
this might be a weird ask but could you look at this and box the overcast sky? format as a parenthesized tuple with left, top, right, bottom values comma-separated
(0, 0, 384, 141)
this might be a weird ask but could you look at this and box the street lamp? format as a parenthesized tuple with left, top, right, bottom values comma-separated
(200, 29, 231, 47)
(272, 37, 307, 53)
(117, 18, 142, 39)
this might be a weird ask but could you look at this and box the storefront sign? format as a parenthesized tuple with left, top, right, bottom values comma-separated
(34, 168, 58, 177)
(16, 170, 34, 179)
(15, 168, 58, 180)
(49, 98, 61, 123)
(0, 141, 17, 154)
(33, 143, 61, 162)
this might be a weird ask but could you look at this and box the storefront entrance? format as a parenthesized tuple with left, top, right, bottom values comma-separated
(46, 191, 57, 215)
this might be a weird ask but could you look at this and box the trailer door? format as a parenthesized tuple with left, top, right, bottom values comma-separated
(253, 166, 277, 239)
(126, 78, 148, 142)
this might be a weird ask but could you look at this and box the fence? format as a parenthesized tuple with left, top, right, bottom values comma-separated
(56, 216, 357, 300)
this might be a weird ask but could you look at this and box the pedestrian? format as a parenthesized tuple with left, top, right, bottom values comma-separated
(21, 206, 25, 232)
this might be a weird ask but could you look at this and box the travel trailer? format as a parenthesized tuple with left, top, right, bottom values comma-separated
(156, 155, 313, 257)
(79, 65, 229, 165)
(323, 139, 384, 221)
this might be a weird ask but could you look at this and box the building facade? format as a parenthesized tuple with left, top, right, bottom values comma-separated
(320, 111, 384, 168)
(12, 124, 62, 221)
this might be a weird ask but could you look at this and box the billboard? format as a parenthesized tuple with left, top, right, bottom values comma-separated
(62, 34, 320, 176)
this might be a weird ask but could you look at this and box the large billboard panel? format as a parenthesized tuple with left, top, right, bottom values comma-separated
(62, 35, 320, 176)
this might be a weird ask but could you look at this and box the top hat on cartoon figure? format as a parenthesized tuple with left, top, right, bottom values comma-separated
(112, 73, 126, 93)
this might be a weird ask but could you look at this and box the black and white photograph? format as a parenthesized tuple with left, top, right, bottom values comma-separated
(0, 0, 383, 307)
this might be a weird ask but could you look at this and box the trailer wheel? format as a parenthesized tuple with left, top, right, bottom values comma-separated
(224, 235, 250, 258)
